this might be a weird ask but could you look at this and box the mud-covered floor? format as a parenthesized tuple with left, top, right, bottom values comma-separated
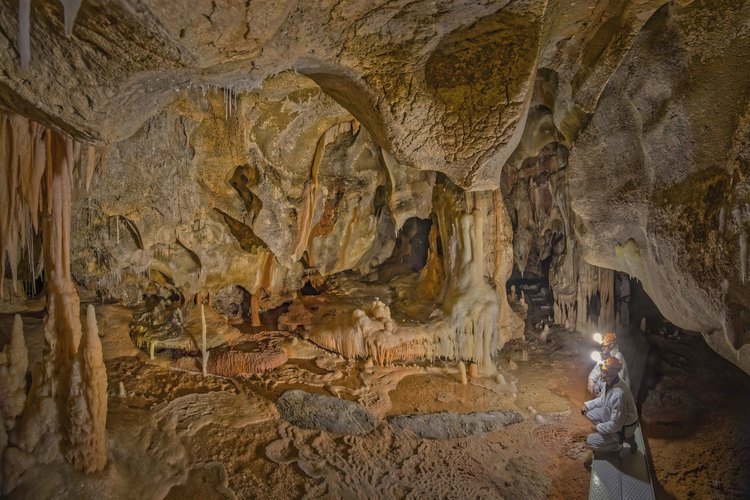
(2, 301, 749, 499)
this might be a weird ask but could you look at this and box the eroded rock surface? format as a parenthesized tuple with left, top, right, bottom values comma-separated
(568, 1, 750, 372)
(276, 390, 379, 436)
(389, 410, 523, 440)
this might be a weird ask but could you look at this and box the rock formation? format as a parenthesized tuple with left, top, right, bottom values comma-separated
(66, 304, 107, 473)
(0, 0, 750, 493)
(0, 111, 108, 491)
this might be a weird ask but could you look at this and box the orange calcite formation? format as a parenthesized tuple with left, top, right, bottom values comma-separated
(208, 346, 288, 376)
(0, 111, 107, 487)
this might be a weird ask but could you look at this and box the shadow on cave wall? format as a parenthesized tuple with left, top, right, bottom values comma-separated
(377, 217, 432, 283)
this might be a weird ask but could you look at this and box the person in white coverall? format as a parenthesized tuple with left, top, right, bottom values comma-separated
(581, 356, 639, 456)
(587, 332, 630, 396)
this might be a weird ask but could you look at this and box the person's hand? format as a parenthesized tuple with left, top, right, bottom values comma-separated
(591, 424, 598, 432)
(580, 404, 587, 415)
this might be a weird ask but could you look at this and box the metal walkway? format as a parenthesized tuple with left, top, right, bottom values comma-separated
(589, 424, 654, 499)
(589, 329, 656, 500)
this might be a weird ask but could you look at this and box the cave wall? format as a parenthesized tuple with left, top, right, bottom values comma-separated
(567, 0, 750, 372)
(0, 0, 749, 375)
(70, 71, 437, 312)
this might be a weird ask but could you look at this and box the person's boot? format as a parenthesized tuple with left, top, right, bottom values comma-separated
(584, 450, 593, 470)
(625, 436, 638, 454)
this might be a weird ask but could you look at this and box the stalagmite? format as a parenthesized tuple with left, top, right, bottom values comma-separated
(0, 315, 28, 422)
(458, 361, 468, 385)
(66, 305, 107, 473)
(0, 111, 107, 486)
(540, 324, 550, 343)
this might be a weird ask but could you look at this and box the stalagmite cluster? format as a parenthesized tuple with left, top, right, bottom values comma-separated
(308, 299, 431, 365)
(0, 111, 107, 491)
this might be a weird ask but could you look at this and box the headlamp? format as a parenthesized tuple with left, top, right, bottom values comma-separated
(592, 332, 603, 344)
(590, 351, 603, 363)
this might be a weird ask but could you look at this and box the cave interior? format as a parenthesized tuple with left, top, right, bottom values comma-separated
(0, 0, 749, 498)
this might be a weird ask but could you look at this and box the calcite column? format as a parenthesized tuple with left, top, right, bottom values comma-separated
(429, 179, 523, 371)
(0, 117, 109, 488)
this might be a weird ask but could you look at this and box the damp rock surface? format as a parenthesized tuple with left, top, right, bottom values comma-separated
(275, 390, 379, 435)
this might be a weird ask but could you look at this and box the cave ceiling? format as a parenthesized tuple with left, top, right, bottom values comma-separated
(1, 0, 750, 374)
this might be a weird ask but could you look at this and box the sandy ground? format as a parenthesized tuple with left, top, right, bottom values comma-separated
(1, 301, 748, 499)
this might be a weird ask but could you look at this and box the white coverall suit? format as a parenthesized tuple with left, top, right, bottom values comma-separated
(587, 346, 630, 395)
(583, 376, 638, 452)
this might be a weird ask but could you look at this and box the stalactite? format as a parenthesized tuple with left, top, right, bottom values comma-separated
(250, 293, 261, 327)
(740, 231, 747, 284)
(294, 121, 353, 262)
(1, 114, 45, 297)
(552, 291, 576, 330)
(598, 268, 615, 331)
(59, 0, 83, 38)
(337, 204, 359, 268)
(18, 0, 31, 70)
(414, 221, 443, 302)
(428, 188, 510, 371)
(0, 111, 107, 486)
(85, 145, 96, 191)
(574, 262, 615, 333)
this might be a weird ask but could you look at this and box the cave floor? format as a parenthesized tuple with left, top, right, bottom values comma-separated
(2, 305, 748, 499)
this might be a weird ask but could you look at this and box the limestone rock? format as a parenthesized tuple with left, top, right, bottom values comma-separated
(389, 410, 524, 440)
(276, 390, 379, 435)
(0, 315, 28, 424)
(568, 0, 750, 373)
